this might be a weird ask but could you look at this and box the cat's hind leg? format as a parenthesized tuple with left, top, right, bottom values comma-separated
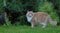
(41, 23, 47, 28)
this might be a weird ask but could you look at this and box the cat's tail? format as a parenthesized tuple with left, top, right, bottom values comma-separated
(48, 15, 57, 26)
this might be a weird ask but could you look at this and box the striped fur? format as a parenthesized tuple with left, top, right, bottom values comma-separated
(26, 11, 57, 28)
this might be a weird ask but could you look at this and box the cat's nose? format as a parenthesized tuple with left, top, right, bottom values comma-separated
(28, 15, 32, 17)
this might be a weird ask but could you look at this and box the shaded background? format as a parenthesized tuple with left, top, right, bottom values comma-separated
(0, 0, 60, 25)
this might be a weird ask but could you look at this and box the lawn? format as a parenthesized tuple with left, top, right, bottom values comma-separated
(0, 25, 60, 33)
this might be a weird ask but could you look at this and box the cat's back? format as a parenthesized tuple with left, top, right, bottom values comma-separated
(33, 12, 49, 22)
(34, 12, 48, 17)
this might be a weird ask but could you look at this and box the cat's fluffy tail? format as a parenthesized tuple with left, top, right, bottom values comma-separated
(48, 15, 57, 26)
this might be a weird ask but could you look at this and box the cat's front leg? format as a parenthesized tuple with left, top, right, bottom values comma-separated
(31, 22, 34, 28)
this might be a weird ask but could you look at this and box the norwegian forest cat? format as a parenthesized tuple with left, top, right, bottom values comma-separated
(26, 11, 60, 28)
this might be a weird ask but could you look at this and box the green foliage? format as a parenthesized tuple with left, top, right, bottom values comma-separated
(5, 0, 59, 25)
(0, 0, 4, 13)
(49, 0, 60, 21)
(34, 0, 47, 11)
(6, 0, 35, 13)
(37, 2, 59, 21)
(6, 0, 22, 12)
(38, 2, 53, 12)
(20, 15, 27, 25)
(0, 0, 59, 25)
(50, 12, 59, 21)
(54, 0, 60, 21)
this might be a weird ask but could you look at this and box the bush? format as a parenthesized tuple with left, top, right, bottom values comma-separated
(19, 15, 31, 26)
(38, 2, 53, 13)
(37, 2, 59, 21)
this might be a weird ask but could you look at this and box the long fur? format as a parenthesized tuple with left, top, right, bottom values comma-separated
(26, 11, 57, 28)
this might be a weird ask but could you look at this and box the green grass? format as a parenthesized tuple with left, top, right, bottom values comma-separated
(0, 25, 60, 33)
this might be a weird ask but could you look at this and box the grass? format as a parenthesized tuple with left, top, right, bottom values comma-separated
(0, 25, 60, 33)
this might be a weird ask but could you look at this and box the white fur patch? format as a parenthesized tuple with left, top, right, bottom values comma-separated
(26, 16, 33, 22)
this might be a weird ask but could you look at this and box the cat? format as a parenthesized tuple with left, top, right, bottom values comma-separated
(26, 11, 58, 28)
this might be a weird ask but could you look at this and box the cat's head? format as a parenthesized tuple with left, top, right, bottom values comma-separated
(26, 11, 34, 22)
